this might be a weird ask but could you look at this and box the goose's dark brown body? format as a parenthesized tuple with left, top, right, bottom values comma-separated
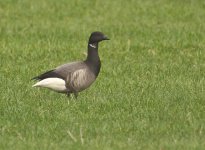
(32, 31, 109, 97)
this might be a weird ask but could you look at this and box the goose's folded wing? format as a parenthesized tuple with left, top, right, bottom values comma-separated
(31, 69, 64, 80)
(32, 61, 85, 81)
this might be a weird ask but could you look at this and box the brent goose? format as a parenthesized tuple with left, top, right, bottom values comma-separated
(32, 31, 109, 98)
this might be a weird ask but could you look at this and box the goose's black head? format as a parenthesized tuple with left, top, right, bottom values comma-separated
(88, 31, 109, 44)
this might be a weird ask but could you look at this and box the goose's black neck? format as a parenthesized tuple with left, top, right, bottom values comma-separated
(85, 43, 101, 76)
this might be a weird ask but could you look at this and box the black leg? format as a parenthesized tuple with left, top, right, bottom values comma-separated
(67, 93, 71, 97)
(74, 92, 78, 99)
(66, 91, 71, 98)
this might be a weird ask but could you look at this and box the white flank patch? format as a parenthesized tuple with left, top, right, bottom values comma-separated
(32, 78, 67, 92)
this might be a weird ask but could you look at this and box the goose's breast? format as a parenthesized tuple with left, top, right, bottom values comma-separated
(70, 69, 96, 92)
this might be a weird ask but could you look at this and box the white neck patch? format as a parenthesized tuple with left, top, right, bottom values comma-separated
(89, 44, 96, 48)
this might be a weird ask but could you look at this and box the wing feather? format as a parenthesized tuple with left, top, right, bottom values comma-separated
(32, 61, 86, 81)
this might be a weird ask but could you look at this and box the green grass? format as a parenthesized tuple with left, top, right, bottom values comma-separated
(1, 0, 205, 149)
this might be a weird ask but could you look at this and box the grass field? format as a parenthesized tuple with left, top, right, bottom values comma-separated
(1, 0, 205, 149)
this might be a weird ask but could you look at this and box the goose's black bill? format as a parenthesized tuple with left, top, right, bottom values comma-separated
(103, 36, 110, 40)
(32, 31, 109, 98)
